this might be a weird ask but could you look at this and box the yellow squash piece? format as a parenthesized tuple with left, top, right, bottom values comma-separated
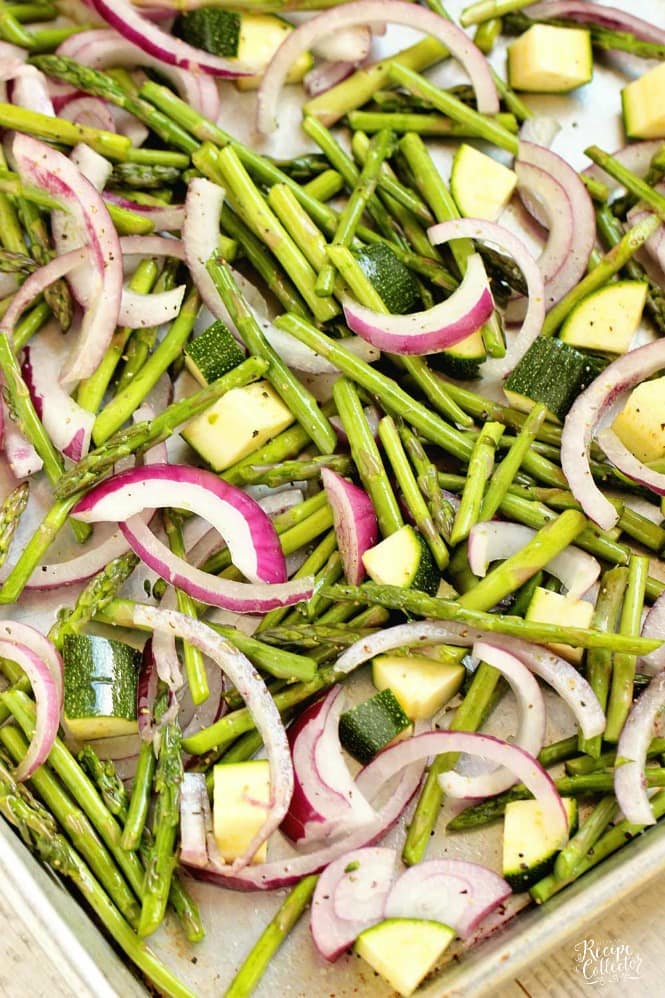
(612, 376, 665, 464)
(525, 587, 594, 664)
(372, 653, 464, 720)
(508, 24, 593, 93)
(213, 760, 270, 864)
(355, 918, 455, 997)
(622, 62, 665, 139)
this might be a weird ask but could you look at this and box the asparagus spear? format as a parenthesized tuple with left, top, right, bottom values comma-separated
(604, 554, 649, 742)
(48, 550, 139, 650)
(54, 356, 269, 499)
(78, 746, 128, 818)
(480, 404, 547, 521)
(235, 454, 352, 488)
(117, 259, 180, 392)
(0, 101, 130, 160)
(347, 111, 519, 136)
(450, 422, 504, 545)
(122, 740, 156, 853)
(0, 750, 195, 998)
(17, 196, 73, 330)
(553, 796, 618, 880)
(0, 481, 28, 570)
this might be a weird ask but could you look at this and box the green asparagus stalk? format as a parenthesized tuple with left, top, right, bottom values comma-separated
(542, 214, 661, 335)
(347, 110, 519, 135)
(138, 713, 182, 937)
(0, 727, 141, 927)
(0, 101, 130, 159)
(378, 415, 449, 569)
(122, 740, 156, 853)
(0, 495, 79, 604)
(111, 162, 184, 189)
(3, 691, 146, 898)
(116, 260, 180, 391)
(480, 404, 547, 521)
(0, 0, 36, 45)
(48, 550, 139, 649)
(17, 197, 73, 330)
(258, 623, 379, 649)
(76, 258, 160, 414)
(208, 624, 317, 682)
(93, 287, 200, 445)
(0, 169, 64, 213)
(163, 509, 210, 706)
(0, 751, 196, 998)
(585, 145, 665, 222)
(461, 0, 532, 25)
(224, 876, 318, 998)
(78, 746, 128, 818)
(0, 481, 28, 570)
(596, 204, 665, 336)
(302, 169, 344, 202)
(604, 554, 649, 742)
(474, 15, 503, 52)
(13, 300, 56, 352)
(553, 796, 618, 880)
(256, 527, 337, 632)
(333, 377, 403, 537)
(235, 454, 352, 488)
(400, 424, 455, 541)
(206, 255, 337, 455)
(397, 355, 473, 428)
(55, 356, 269, 500)
(580, 567, 629, 757)
(450, 422, 504, 545)
(267, 183, 328, 271)
(317, 128, 396, 296)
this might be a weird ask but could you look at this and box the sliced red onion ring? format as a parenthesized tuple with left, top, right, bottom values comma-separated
(186, 756, 424, 890)
(113, 106, 150, 147)
(517, 141, 595, 309)
(119, 235, 186, 260)
(257, 0, 498, 134)
(439, 642, 545, 799)
(0, 248, 87, 342)
(428, 218, 544, 377)
(57, 28, 221, 119)
(641, 593, 665, 676)
(343, 253, 494, 355)
(12, 135, 123, 385)
(527, 1, 665, 45)
(467, 521, 600, 599)
(615, 670, 665, 826)
(73, 464, 288, 584)
(584, 141, 664, 194)
(282, 688, 375, 845)
(331, 405, 381, 446)
(312, 25, 372, 63)
(597, 427, 665, 497)
(310, 847, 396, 962)
(0, 621, 64, 705)
(180, 772, 209, 867)
(22, 334, 94, 461)
(321, 468, 378, 585)
(0, 640, 60, 781)
(561, 338, 665, 531)
(183, 177, 229, 322)
(107, 194, 185, 232)
(133, 605, 292, 868)
(0, 42, 26, 99)
(335, 621, 605, 740)
(1, 404, 42, 479)
(61, 95, 116, 133)
(11, 66, 55, 116)
(87, 0, 255, 76)
(518, 114, 561, 149)
(357, 730, 568, 845)
(383, 859, 511, 937)
(304, 60, 359, 98)
(138, 637, 161, 741)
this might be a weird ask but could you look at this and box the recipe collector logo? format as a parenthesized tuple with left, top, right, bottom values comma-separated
(573, 937, 642, 987)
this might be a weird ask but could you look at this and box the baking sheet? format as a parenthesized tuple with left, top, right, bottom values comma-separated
(2, 0, 665, 994)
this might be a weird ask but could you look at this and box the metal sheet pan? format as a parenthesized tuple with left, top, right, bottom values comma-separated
(2, 0, 665, 994)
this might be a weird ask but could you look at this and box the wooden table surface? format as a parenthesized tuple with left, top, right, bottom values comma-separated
(1, 869, 664, 998)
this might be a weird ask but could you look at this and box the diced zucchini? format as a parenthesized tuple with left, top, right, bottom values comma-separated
(181, 379, 294, 472)
(362, 524, 440, 596)
(213, 760, 270, 864)
(507, 24, 593, 93)
(184, 320, 245, 387)
(503, 336, 600, 423)
(339, 688, 412, 764)
(524, 587, 594, 665)
(235, 15, 313, 91)
(622, 62, 665, 140)
(355, 918, 455, 997)
(560, 280, 647, 354)
(503, 797, 578, 892)
(372, 654, 464, 721)
(450, 144, 517, 221)
(355, 243, 420, 315)
(62, 634, 140, 741)
(430, 327, 487, 380)
(611, 375, 665, 463)
(174, 8, 241, 57)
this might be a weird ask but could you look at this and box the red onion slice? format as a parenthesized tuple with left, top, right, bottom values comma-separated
(615, 671, 665, 826)
(133, 605, 292, 869)
(0, 621, 64, 705)
(12, 134, 123, 385)
(467, 521, 600, 599)
(61, 96, 116, 133)
(87, 0, 255, 77)
(356, 730, 568, 845)
(562, 338, 665, 531)
(0, 637, 62, 781)
(183, 177, 228, 322)
(22, 334, 94, 462)
(321, 469, 378, 585)
(584, 141, 664, 194)
(343, 253, 494, 355)
(640, 593, 665, 676)
(527, 1, 665, 45)
(180, 772, 209, 867)
(138, 637, 161, 742)
(282, 688, 375, 846)
(383, 859, 511, 937)
(428, 218, 544, 377)
(257, 0, 498, 134)
(335, 620, 605, 740)
(310, 847, 397, 962)
(304, 60, 360, 98)
(107, 194, 185, 233)
(439, 642, 545, 799)
(596, 427, 665, 497)
(11, 66, 55, 116)
(73, 464, 289, 584)
(0, 248, 87, 342)
(312, 25, 372, 63)
(1, 403, 41, 479)
(186, 758, 424, 891)
(57, 28, 221, 119)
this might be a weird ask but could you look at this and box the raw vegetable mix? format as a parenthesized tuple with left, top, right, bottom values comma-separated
(0, 0, 664, 995)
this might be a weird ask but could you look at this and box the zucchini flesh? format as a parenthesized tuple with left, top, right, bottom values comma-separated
(63, 634, 140, 740)
(339, 688, 411, 764)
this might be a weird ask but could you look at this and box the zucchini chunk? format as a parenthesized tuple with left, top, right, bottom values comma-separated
(559, 281, 647, 355)
(355, 918, 455, 997)
(213, 759, 270, 864)
(525, 587, 595, 665)
(63, 634, 140, 741)
(362, 524, 440, 596)
(339, 688, 412, 764)
(355, 243, 421, 315)
(372, 653, 464, 720)
(184, 319, 245, 387)
(503, 336, 600, 423)
(611, 375, 665, 463)
(451, 143, 517, 222)
(503, 797, 578, 891)
(622, 62, 665, 140)
(507, 24, 593, 93)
